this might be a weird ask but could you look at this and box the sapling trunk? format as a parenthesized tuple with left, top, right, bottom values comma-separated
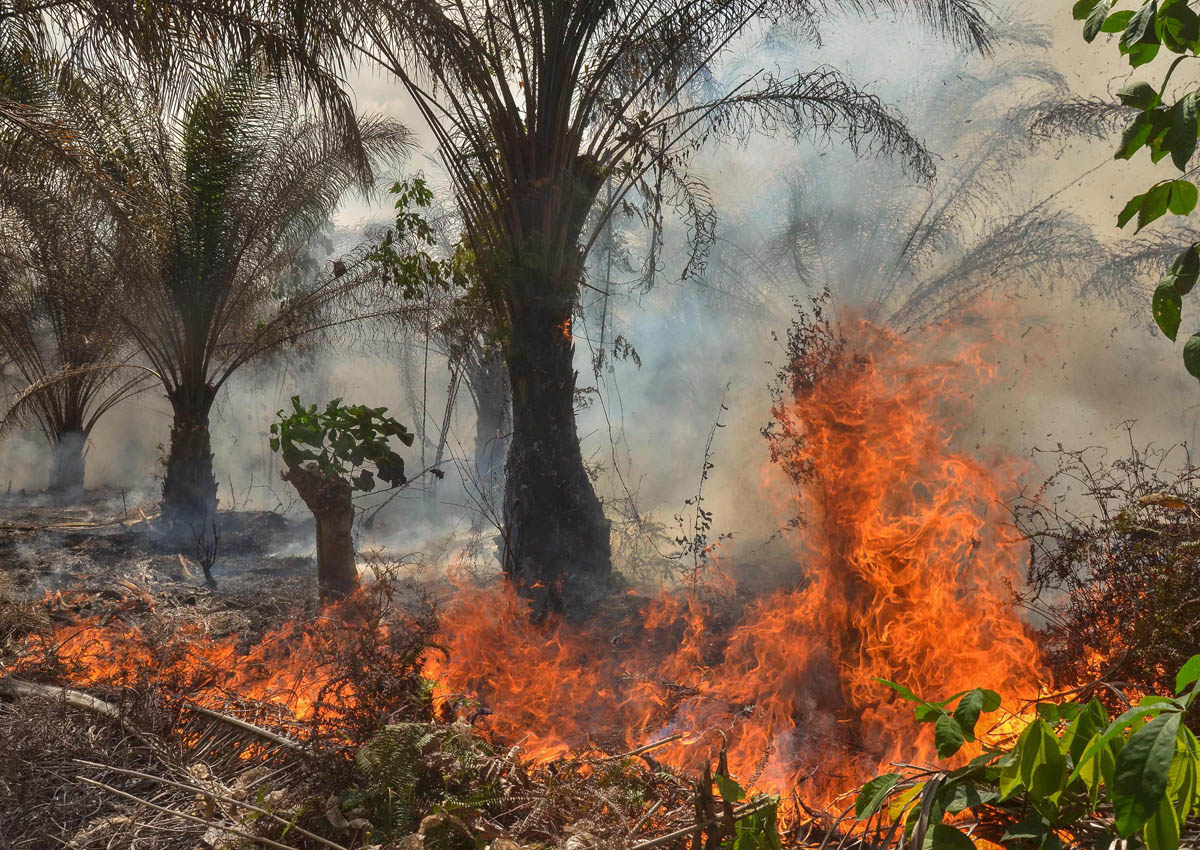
(283, 463, 358, 602)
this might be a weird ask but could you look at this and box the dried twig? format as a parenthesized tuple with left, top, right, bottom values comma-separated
(73, 760, 348, 850)
(74, 775, 328, 850)
(629, 798, 774, 850)
(182, 702, 306, 754)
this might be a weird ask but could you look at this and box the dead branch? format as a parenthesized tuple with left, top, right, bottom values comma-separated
(74, 775, 320, 850)
(181, 702, 306, 754)
(0, 677, 151, 744)
(73, 760, 349, 850)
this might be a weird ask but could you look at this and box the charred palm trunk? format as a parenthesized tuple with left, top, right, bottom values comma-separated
(162, 383, 218, 535)
(48, 429, 86, 495)
(282, 464, 358, 601)
(502, 285, 612, 618)
(470, 347, 510, 506)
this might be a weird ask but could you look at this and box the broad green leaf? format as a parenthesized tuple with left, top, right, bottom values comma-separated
(1113, 711, 1182, 836)
(1169, 180, 1198, 214)
(1086, 1, 1116, 40)
(1184, 332, 1200, 379)
(1117, 109, 1168, 160)
(888, 782, 924, 822)
(874, 677, 923, 704)
(1143, 794, 1181, 850)
(935, 714, 966, 758)
(1020, 719, 1067, 806)
(1166, 95, 1200, 170)
(856, 773, 902, 820)
(1138, 182, 1174, 230)
(1119, 81, 1163, 109)
(1122, 3, 1161, 56)
(1074, 0, 1104, 19)
(1175, 655, 1200, 693)
(714, 772, 745, 803)
(1165, 244, 1200, 295)
(1103, 9, 1138, 32)
(922, 823, 976, 850)
(953, 690, 987, 742)
(1159, 1, 1200, 50)
(1154, 282, 1183, 340)
(1119, 192, 1148, 227)
(944, 782, 998, 814)
(998, 747, 1024, 800)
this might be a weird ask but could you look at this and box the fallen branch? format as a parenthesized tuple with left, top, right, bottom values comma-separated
(600, 733, 683, 762)
(182, 702, 306, 754)
(0, 677, 152, 744)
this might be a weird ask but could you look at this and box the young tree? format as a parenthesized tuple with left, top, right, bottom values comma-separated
(0, 171, 147, 494)
(301, 0, 995, 614)
(71, 55, 413, 534)
(272, 396, 413, 600)
(1070, 0, 1200, 377)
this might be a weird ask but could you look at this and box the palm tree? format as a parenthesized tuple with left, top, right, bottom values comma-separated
(51, 54, 413, 533)
(294, 0, 995, 614)
(0, 171, 147, 493)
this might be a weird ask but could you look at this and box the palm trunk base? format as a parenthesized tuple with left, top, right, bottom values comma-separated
(48, 431, 86, 496)
(162, 407, 218, 536)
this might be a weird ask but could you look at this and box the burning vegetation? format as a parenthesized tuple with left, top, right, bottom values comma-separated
(4, 0, 1200, 848)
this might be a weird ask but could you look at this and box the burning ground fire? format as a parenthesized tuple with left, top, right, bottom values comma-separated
(10, 315, 1048, 818)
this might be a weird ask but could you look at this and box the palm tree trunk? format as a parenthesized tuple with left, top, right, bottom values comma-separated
(48, 430, 86, 495)
(162, 384, 218, 534)
(469, 347, 510, 506)
(502, 293, 612, 619)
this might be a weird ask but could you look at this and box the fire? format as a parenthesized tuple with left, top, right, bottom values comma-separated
(428, 314, 1046, 809)
(13, 312, 1050, 820)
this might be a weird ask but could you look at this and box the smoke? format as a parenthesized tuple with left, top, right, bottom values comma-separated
(3, 0, 1193, 577)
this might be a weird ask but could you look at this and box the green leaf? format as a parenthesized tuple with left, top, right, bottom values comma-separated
(953, 690, 987, 742)
(1122, 3, 1161, 55)
(935, 714, 966, 758)
(875, 678, 923, 704)
(1113, 711, 1182, 836)
(923, 823, 976, 850)
(856, 773, 902, 820)
(888, 782, 924, 822)
(1103, 9, 1138, 32)
(1175, 655, 1200, 694)
(1020, 719, 1068, 806)
(714, 772, 745, 803)
(1169, 179, 1199, 214)
(1159, 1, 1200, 50)
(1119, 81, 1163, 109)
(1086, 1, 1116, 40)
(1138, 182, 1174, 231)
(1165, 244, 1200, 295)
(1074, 0, 1104, 19)
(1154, 282, 1183, 340)
(1119, 191, 1148, 227)
(1184, 332, 1200, 378)
(1143, 794, 1181, 850)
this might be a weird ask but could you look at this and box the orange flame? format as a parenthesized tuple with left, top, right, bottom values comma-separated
(20, 313, 1049, 817)
(428, 316, 1046, 808)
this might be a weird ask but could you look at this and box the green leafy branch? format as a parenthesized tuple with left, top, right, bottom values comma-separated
(365, 177, 471, 300)
(854, 655, 1200, 850)
(269, 396, 414, 493)
(1075, 0, 1200, 376)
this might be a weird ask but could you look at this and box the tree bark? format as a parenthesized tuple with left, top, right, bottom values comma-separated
(502, 293, 612, 619)
(162, 385, 218, 535)
(282, 464, 359, 602)
(48, 429, 86, 495)
(468, 346, 510, 507)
